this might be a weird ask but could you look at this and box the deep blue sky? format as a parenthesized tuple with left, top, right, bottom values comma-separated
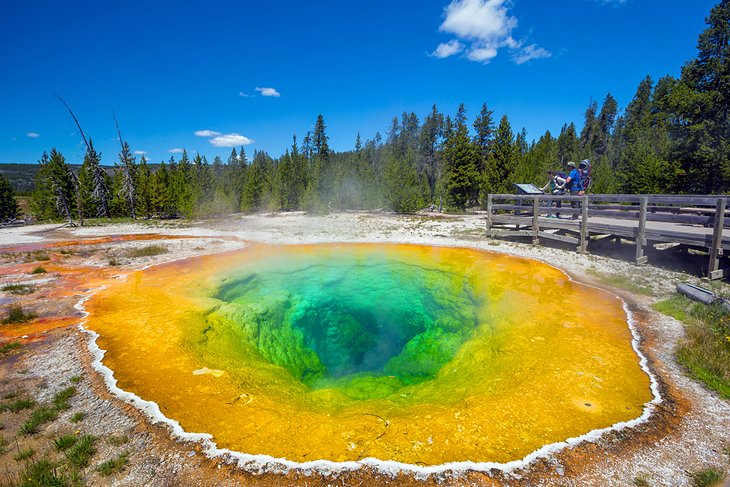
(0, 0, 718, 165)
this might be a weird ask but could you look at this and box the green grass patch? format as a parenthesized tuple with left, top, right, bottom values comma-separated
(2, 305, 37, 325)
(15, 459, 67, 487)
(1, 284, 36, 295)
(125, 244, 168, 258)
(30, 266, 47, 275)
(586, 268, 655, 296)
(0, 435, 8, 455)
(0, 398, 35, 413)
(653, 295, 730, 399)
(69, 412, 84, 423)
(14, 447, 35, 461)
(19, 406, 58, 435)
(69, 375, 82, 384)
(107, 434, 129, 447)
(96, 451, 130, 476)
(53, 434, 78, 452)
(0, 341, 22, 355)
(52, 387, 76, 411)
(689, 467, 724, 487)
(64, 434, 96, 469)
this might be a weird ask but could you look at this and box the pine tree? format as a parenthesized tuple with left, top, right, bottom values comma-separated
(673, 0, 730, 192)
(444, 104, 480, 210)
(149, 160, 170, 217)
(485, 115, 517, 195)
(595, 94, 618, 156)
(579, 99, 599, 157)
(304, 115, 331, 211)
(557, 123, 580, 164)
(78, 140, 110, 218)
(618, 76, 678, 193)
(31, 152, 55, 220)
(419, 105, 444, 201)
(48, 149, 75, 223)
(0, 173, 20, 222)
(136, 156, 152, 218)
(473, 102, 495, 174)
(170, 150, 194, 217)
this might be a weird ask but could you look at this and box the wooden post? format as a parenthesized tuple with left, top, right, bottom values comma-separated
(635, 196, 648, 265)
(708, 197, 726, 280)
(579, 195, 589, 253)
(486, 194, 493, 235)
(532, 196, 540, 245)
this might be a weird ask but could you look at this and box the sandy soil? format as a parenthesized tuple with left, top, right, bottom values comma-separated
(0, 212, 728, 486)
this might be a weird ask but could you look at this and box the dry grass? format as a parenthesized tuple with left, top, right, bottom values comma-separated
(124, 245, 168, 258)
(653, 295, 730, 399)
(1, 284, 36, 295)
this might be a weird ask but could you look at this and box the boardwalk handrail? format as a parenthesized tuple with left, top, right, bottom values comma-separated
(485, 193, 729, 279)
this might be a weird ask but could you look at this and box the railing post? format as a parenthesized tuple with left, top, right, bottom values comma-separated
(579, 195, 589, 253)
(635, 196, 648, 265)
(708, 197, 726, 280)
(532, 196, 540, 245)
(486, 194, 493, 234)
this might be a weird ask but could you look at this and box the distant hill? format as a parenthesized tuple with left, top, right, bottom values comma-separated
(0, 163, 160, 195)
(0, 164, 46, 194)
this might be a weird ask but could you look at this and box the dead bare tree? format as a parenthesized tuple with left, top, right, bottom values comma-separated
(87, 141, 111, 218)
(113, 111, 137, 220)
(52, 171, 74, 225)
(53, 92, 90, 225)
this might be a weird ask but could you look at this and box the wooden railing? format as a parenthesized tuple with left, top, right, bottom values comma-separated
(486, 194, 728, 279)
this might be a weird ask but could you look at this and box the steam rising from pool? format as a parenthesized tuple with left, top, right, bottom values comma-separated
(86, 243, 654, 467)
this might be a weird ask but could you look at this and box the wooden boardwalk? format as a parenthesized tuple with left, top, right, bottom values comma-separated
(486, 194, 729, 280)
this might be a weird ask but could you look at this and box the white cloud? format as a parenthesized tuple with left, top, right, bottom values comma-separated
(513, 44, 551, 64)
(208, 133, 254, 147)
(26, 132, 40, 138)
(467, 45, 498, 62)
(168, 148, 184, 154)
(239, 91, 249, 97)
(255, 87, 281, 97)
(431, 39, 464, 58)
(440, 0, 517, 42)
(194, 129, 221, 137)
(434, 0, 550, 65)
(133, 150, 147, 155)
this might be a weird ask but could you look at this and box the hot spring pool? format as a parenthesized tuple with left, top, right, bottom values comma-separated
(86, 243, 654, 467)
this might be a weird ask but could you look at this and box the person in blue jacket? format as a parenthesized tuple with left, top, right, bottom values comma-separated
(564, 161, 582, 219)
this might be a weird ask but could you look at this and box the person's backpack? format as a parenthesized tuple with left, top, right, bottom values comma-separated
(580, 160, 592, 192)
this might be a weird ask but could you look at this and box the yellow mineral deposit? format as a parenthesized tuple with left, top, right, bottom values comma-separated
(85, 243, 652, 466)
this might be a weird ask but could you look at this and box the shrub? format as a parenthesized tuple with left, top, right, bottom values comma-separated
(2, 305, 36, 325)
